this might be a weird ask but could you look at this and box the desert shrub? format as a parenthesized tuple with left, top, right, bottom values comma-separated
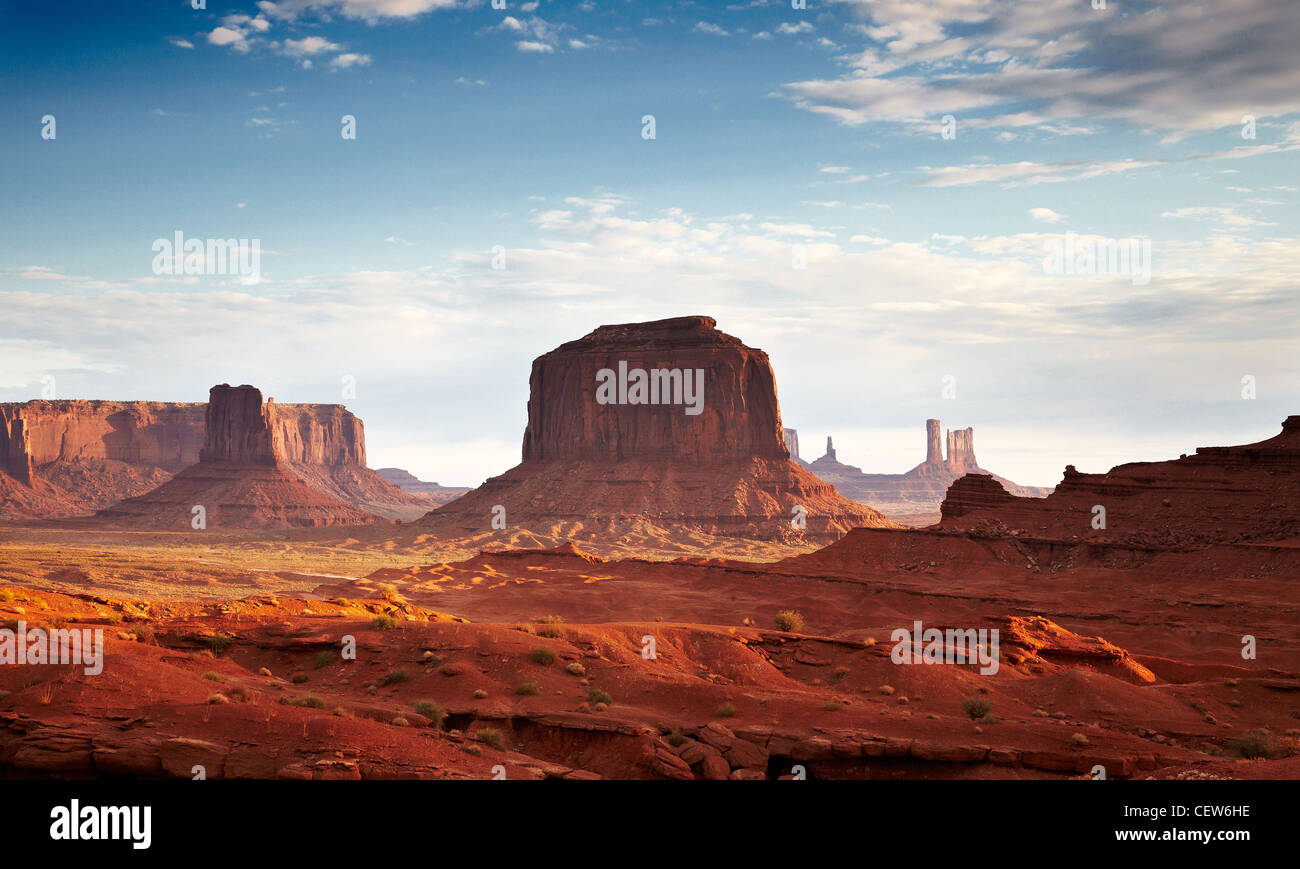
(291, 672, 309, 684)
(962, 697, 993, 720)
(201, 671, 221, 682)
(716, 703, 737, 718)
(315, 650, 336, 669)
(535, 616, 565, 639)
(477, 728, 503, 750)
(517, 681, 541, 696)
(823, 700, 843, 712)
(380, 668, 409, 687)
(376, 583, 405, 602)
(665, 730, 688, 747)
(370, 615, 398, 631)
(290, 696, 326, 709)
(1230, 729, 1283, 759)
(529, 647, 558, 666)
(773, 610, 804, 632)
(413, 700, 447, 728)
(208, 633, 234, 655)
(588, 688, 612, 706)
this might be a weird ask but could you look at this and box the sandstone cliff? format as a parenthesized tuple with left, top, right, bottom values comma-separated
(521, 316, 788, 464)
(0, 395, 427, 521)
(96, 385, 380, 530)
(422, 316, 894, 544)
(938, 416, 1300, 548)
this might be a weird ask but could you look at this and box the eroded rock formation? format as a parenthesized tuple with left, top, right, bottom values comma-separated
(802, 420, 1052, 526)
(521, 316, 788, 464)
(939, 416, 1300, 548)
(0, 395, 427, 520)
(422, 316, 894, 543)
(95, 385, 382, 530)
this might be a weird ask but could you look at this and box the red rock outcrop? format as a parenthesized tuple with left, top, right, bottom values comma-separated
(938, 416, 1300, 548)
(521, 316, 788, 463)
(96, 385, 381, 530)
(201, 385, 278, 465)
(422, 316, 893, 543)
(0, 396, 428, 521)
(801, 419, 1052, 526)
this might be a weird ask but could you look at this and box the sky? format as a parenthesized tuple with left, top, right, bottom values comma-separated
(1, 0, 1297, 488)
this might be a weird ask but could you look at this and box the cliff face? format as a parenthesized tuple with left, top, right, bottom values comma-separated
(945, 427, 978, 475)
(6, 401, 205, 471)
(425, 316, 893, 544)
(0, 407, 34, 485)
(521, 316, 788, 464)
(804, 420, 1052, 526)
(96, 384, 381, 530)
(201, 386, 278, 466)
(938, 417, 1300, 548)
(0, 394, 426, 521)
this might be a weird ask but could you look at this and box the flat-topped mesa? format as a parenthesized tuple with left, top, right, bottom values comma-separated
(200, 384, 279, 465)
(521, 315, 788, 464)
(0, 394, 426, 521)
(94, 382, 385, 529)
(425, 316, 894, 543)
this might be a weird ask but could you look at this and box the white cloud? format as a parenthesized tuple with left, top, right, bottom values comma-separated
(207, 26, 247, 48)
(169, 38, 195, 49)
(282, 36, 340, 55)
(785, 0, 1300, 137)
(694, 22, 730, 36)
(329, 52, 371, 68)
(1028, 207, 1066, 224)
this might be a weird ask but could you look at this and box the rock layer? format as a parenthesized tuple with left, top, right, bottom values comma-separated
(938, 416, 1300, 549)
(522, 316, 787, 464)
(423, 316, 893, 543)
(0, 396, 427, 520)
(95, 385, 381, 530)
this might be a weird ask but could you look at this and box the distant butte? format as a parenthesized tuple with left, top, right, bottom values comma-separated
(791, 419, 1051, 526)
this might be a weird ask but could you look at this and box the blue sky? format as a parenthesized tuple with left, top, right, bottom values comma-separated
(2, 0, 1298, 487)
